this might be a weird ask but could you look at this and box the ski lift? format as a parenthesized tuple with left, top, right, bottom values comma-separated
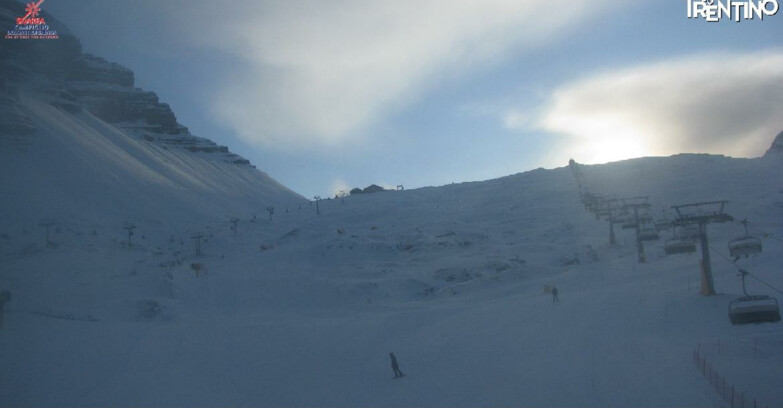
(655, 219, 672, 231)
(728, 271, 780, 325)
(728, 220, 762, 260)
(638, 213, 653, 224)
(638, 225, 659, 241)
(664, 227, 696, 254)
(664, 238, 696, 254)
(679, 224, 700, 241)
(621, 218, 637, 230)
(654, 210, 672, 231)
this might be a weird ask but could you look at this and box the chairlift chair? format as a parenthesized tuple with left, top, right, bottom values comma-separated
(728, 270, 780, 325)
(664, 238, 696, 254)
(729, 296, 781, 325)
(654, 218, 672, 231)
(638, 226, 659, 241)
(621, 217, 637, 229)
(728, 237, 763, 258)
(664, 227, 696, 254)
(728, 220, 762, 259)
(679, 224, 700, 241)
(655, 209, 672, 231)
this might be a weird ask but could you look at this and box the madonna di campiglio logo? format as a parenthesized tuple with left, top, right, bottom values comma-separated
(5, 0, 59, 40)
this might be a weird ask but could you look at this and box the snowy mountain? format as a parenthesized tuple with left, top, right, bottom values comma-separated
(764, 130, 783, 157)
(2, 2, 783, 407)
(0, 0, 305, 237)
(1, 147, 781, 407)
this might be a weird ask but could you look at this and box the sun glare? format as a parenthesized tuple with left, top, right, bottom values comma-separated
(588, 135, 648, 164)
(549, 111, 652, 164)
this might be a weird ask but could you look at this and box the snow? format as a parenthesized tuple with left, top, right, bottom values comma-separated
(2, 94, 783, 406)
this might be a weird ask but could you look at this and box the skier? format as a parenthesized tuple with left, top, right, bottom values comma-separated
(551, 285, 559, 303)
(389, 352, 404, 378)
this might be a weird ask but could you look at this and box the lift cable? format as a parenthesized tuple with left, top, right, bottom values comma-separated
(744, 221, 783, 243)
(708, 242, 783, 295)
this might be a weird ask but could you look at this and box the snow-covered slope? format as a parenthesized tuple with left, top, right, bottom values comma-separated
(1, 148, 781, 407)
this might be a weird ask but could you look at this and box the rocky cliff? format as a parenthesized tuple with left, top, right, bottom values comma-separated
(0, 0, 251, 165)
(0, 0, 305, 229)
(763, 131, 783, 157)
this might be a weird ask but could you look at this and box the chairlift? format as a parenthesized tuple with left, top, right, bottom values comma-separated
(728, 271, 780, 325)
(679, 224, 700, 241)
(638, 226, 659, 241)
(621, 217, 637, 230)
(654, 209, 672, 231)
(654, 218, 672, 231)
(728, 219, 762, 259)
(664, 227, 696, 254)
(664, 238, 696, 254)
(638, 213, 653, 224)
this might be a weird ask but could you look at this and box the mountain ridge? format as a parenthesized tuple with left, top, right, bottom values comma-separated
(1, 0, 306, 232)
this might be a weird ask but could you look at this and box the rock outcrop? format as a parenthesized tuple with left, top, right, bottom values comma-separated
(763, 131, 783, 157)
(0, 0, 250, 166)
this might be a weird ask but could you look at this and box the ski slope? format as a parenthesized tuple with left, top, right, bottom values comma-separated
(1, 150, 782, 407)
(0, 90, 304, 239)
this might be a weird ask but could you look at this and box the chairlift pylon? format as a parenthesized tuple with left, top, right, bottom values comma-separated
(728, 270, 780, 325)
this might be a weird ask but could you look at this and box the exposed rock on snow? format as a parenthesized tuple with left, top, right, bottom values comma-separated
(363, 184, 387, 193)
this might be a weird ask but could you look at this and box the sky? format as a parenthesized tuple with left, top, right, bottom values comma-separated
(38, 0, 783, 198)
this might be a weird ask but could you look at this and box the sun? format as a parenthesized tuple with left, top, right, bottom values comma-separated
(559, 114, 651, 164)
(588, 135, 648, 164)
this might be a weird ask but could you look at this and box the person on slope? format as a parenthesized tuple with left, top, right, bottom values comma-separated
(551, 285, 559, 303)
(389, 352, 404, 378)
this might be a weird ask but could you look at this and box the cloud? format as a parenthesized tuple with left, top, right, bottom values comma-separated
(159, 0, 628, 150)
(517, 51, 783, 164)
